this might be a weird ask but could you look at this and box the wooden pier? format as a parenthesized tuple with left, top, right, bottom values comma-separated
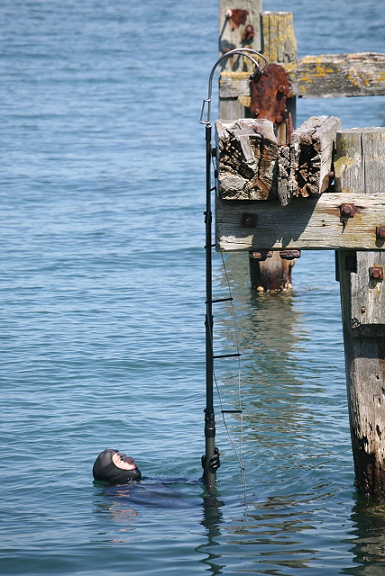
(214, 0, 385, 499)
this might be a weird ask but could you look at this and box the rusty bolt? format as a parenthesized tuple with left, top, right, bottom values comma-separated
(276, 114, 285, 124)
(340, 203, 355, 218)
(370, 266, 384, 281)
(376, 227, 385, 239)
(241, 213, 257, 228)
(242, 24, 255, 41)
(250, 250, 273, 261)
(361, 306, 367, 314)
(280, 249, 301, 260)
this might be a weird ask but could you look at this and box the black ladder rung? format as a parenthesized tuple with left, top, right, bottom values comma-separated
(213, 353, 241, 359)
(209, 297, 233, 304)
(221, 409, 243, 414)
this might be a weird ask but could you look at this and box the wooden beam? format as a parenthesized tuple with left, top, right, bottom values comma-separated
(219, 52, 385, 101)
(216, 116, 340, 205)
(217, 193, 385, 252)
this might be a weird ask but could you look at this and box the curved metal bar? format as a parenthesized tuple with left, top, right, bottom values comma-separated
(200, 48, 267, 126)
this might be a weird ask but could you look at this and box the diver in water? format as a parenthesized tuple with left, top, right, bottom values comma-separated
(92, 448, 220, 484)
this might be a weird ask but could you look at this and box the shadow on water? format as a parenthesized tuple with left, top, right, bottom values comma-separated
(342, 499, 385, 576)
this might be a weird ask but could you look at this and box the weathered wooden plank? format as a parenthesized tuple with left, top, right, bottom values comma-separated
(335, 127, 385, 195)
(219, 53, 385, 101)
(261, 11, 297, 64)
(216, 118, 278, 201)
(287, 53, 385, 98)
(216, 193, 385, 251)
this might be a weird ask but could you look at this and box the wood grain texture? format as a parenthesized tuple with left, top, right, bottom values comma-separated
(216, 193, 385, 251)
(279, 115, 341, 205)
(335, 127, 385, 195)
(219, 0, 262, 69)
(218, 0, 262, 119)
(261, 11, 297, 64)
(337, 127, 385, 499)
(339, 252, 385, 499)
(216, 118, 278, 200)
(219, 53, 385, 101)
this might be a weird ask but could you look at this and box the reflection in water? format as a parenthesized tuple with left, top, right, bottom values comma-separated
(197, 488, 225, 576)
(212, 253, 310, 481)
(343, 500, 385, 575)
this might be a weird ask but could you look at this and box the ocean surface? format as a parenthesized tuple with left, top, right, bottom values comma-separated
(1, 1, 385, 574)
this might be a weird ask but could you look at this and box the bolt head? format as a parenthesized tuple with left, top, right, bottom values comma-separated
(280, 249, 301, 260)
(241, 213, 257, 228)
(376, 226, 385, 239)
(340, 203, 355, 218)
(250, 250, 273, 261)
(370, 266, 384, 281)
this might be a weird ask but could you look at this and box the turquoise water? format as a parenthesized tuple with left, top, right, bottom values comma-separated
(1, 1, 385, 574)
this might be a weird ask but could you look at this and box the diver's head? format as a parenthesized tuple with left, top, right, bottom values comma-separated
(93, 449, 142, 484)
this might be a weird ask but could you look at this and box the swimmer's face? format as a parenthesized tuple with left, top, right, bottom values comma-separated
(112, 451, 137, 471)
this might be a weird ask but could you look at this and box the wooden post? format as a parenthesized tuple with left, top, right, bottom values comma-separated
(219, 0, 262, 120)
(260, 11, 297, 127)
(249, 11, 298, 291)
(337, 127, 385, 499)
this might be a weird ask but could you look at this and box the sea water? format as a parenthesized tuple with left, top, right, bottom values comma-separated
(1, 0, 385, 574)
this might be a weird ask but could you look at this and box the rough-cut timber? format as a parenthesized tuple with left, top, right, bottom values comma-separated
(261, 11, 297, 64)
(219, 53, 385, 102)
(216, 193, 385, 252)
(216, 119, 278, 201)
(216, 116, 340, 206)
(337, 127, 385, 500)
(279, 115, 341, 205)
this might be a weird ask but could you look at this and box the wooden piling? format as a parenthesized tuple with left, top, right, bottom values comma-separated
(337, 128, 385, 499)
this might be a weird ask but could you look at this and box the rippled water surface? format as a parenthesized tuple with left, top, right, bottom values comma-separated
(1, 1, 385, 575)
